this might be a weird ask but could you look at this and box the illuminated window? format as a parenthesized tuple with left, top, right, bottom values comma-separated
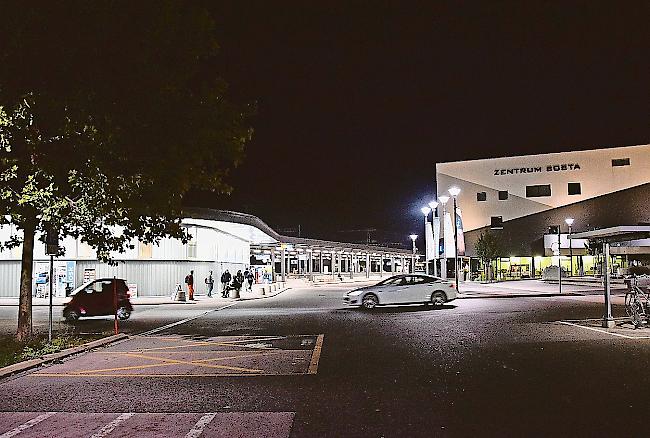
(186, 227, 197, 258)
(138, 242, 152, 259)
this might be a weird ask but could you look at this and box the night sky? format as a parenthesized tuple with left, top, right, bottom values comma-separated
(187, 1, 649, 248)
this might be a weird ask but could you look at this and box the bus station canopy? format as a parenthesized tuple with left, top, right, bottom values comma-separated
(569, 226, 650, 243)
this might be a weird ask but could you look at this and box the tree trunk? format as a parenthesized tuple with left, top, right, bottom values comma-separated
(16, 222, 36, 342)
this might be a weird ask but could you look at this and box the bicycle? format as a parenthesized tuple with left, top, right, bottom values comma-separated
(624, 276, 650, 328)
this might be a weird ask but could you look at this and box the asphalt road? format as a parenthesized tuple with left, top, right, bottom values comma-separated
(1, 282, 650, 437)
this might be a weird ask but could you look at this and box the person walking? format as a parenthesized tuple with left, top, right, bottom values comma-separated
(184, 270, 195, 300)
(246, 270, 254, 292)
(205, 270, 214, 297)
(234, 270, 244, 296)
(221, 270, 231, 298)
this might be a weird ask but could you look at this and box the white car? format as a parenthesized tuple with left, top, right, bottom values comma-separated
(343, 274, 457, 310)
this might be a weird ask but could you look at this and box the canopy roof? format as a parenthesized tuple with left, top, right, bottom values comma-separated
(569, 226, 650, 243)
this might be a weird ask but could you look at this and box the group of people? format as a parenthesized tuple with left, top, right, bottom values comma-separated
(184, 268, 255, 300)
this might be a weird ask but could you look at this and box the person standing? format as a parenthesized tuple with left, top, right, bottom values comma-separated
(243, 268, 251, 291)
(205, 270, 214, 298)
(221, 269, 231, 298)
(184, 270, 195, 300)
(246, 269, 254, 291)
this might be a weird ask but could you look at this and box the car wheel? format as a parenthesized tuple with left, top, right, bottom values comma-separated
(116, 306, 131, 320)
(361, 293, 379, 310)
(64, 309, 80, 322)
(431, 291, 447, 306)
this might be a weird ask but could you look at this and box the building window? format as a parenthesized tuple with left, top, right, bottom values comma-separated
(612, 158, 630, 167)
(186, 227, 197, 258)
(568, 182, 581, 195)
(526, 184, 551, 197)
(138, 242, 153, 259)
(477, 192, 487, 202)
(490, 216, 503, 229)
(498, 190, 508, 200)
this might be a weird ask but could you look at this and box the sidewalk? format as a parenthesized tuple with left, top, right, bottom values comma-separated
(0, 283, 289, 307)
(457, 279, 613, 298)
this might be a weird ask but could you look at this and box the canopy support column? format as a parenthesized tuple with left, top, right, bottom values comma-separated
(603, 242, 615, 328)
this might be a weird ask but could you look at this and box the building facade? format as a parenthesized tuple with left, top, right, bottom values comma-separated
(0, 209, 412, 298)
(436, 144, 650, 279)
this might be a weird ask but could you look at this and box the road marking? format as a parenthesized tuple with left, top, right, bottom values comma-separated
(89, 413, 135, 438)
(0, 412, 56, 438)
(42, 351, 283, 376)
(125, 336, 285, 353)
(120, 352, 265, 373)
(138, 303, 238, 336)
(308, 334, 324, 374)
(558, 321, 650, 339)
(185, 412, 217, 438)
(32, 372, 308, 377)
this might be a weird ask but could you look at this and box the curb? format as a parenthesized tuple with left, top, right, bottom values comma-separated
(0, 333, 128, 380)
(457, 292, 584, 299)
(235, 287, 291, 301)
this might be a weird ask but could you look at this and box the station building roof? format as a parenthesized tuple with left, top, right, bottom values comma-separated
(184, 208, 411, 255)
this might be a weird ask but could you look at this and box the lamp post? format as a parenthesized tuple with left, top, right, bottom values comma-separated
(448, 186, 461, 292)
(428, 200, 438, 276)
(409, 234, 418, 273)
(421, 207, 431, 274)
(438, 195, 450, 279)
(565, 217, 574, 277)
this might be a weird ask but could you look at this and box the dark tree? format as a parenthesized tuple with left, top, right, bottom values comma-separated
(0, 1, 253, 341)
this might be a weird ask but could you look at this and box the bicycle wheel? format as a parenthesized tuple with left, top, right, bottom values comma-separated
(630, 300, 644, 328)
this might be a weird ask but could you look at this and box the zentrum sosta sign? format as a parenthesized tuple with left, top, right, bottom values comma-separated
(494, 163, 581, 176)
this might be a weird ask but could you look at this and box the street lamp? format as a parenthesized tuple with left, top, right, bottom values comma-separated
(438, 195, 450, 279)
(409, 234, 418, 274)
(421, 207, 431, 274)
(448, 186, 461, 292)
(565, 217, 574, 277)
(428, 200, 438, 276)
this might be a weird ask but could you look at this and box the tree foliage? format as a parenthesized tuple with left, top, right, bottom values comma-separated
(0, 1, 253, 340)
(474, 230, 503, 263)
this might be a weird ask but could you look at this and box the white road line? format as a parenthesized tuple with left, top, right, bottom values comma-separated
(139, 303, 238, 336)
(0, 412, 56, 438)
(558, 321, 650, 339)
(89, 413, 134, 438)
(185, 412, 217, 438)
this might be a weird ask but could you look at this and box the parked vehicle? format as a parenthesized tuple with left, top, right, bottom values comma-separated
(63, 278, 133, 321)
(343, 274, 457, 310)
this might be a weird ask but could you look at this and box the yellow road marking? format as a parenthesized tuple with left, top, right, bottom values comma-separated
(58, 350, 285, 375)
(32, 372, 304, 378)
(308, 334, 324, 374)
(32, 334, 324, 378)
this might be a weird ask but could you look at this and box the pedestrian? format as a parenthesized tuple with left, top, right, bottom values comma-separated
(246, 270, 254, 291)
(184, 270, 195, 300)
(205, 270, 214, 297)
(235, 270, 244, 294)
(243, 268, 250, 289)
(221, 270, 231, 298)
